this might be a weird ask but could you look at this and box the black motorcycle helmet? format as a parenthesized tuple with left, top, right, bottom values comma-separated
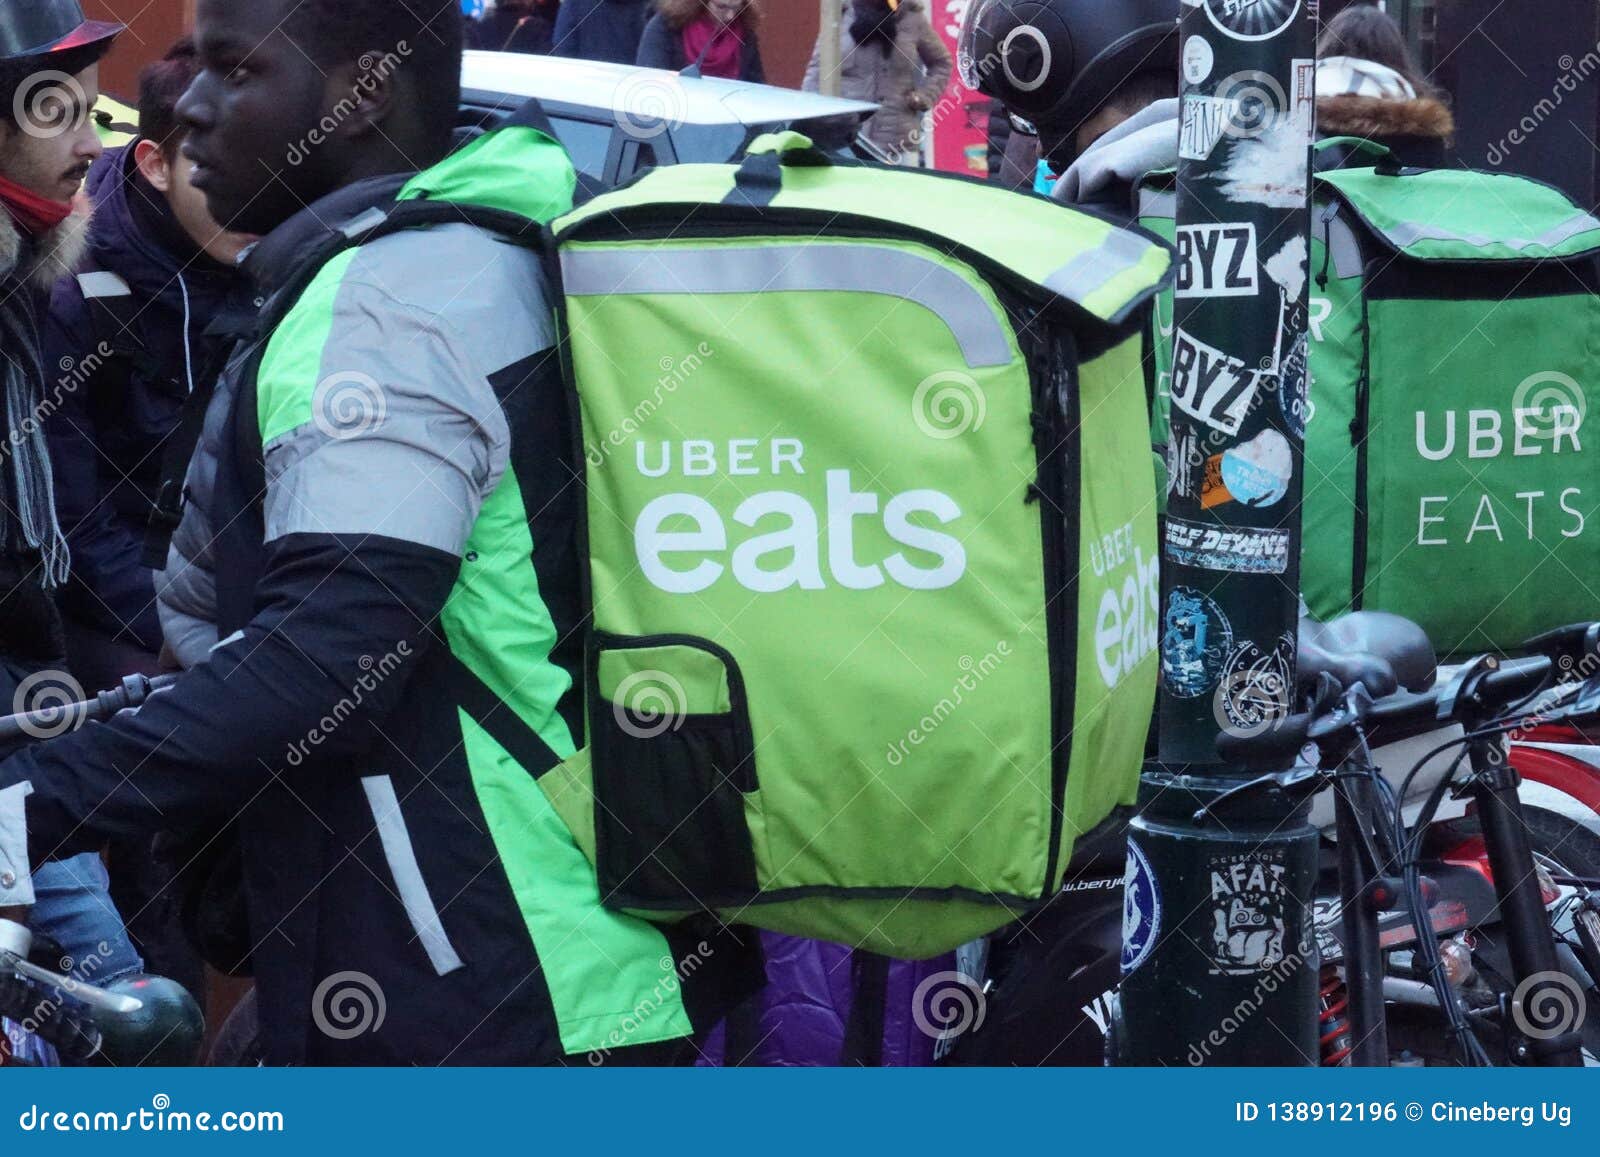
(959, 0, 1178, 163)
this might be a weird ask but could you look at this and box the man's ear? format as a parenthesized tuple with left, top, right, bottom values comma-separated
(323, 53, 398, 144)
(133, 138, 172, 193)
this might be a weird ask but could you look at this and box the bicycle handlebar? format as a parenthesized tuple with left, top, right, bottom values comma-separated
(0, 674, 177, 744)
(1218, 655, 1553, 767)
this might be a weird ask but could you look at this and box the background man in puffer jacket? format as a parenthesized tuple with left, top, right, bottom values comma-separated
(45, 36, 257, 686)
(1, 0, 760, 1064)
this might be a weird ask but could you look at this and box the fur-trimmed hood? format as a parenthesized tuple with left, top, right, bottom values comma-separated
(1317, 92, 1455, 144)
(0, 199, 91, 292)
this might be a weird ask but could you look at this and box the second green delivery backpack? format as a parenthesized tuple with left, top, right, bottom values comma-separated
(1140, 151, 1600, 655)
(538, 136, 1172, 957)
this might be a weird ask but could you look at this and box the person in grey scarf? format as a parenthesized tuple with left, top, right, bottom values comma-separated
(0, 2, 145, 1057)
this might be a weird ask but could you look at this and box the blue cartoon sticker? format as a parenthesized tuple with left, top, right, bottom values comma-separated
(1122, 839, 1162, 975)
(1161, 587, 1235, 698)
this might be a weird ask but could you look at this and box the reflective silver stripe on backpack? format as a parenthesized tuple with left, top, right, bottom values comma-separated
(1384, 211, 1600, 254)
(1044, 228, 1155, 306)
(561, 243, 1016, 368)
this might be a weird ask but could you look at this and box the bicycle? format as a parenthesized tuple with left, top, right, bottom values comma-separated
(0, 673, 203, 1067)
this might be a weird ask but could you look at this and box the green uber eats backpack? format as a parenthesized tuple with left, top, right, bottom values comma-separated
(1140, 146, 1600, 656)
(535, 134, 1173, 958)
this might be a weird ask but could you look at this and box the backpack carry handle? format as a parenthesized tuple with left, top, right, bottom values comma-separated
(728, 131, 837, 207)
(1315, 135, 1404, 176)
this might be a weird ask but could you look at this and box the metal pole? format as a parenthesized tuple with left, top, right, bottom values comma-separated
(1118, 0, 1320, 1066)
(818, 0, 842, 97)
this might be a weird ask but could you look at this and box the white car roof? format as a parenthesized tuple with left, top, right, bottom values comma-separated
(461, 50, 877, 126)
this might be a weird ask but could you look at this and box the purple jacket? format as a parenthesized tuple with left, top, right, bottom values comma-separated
(699, 934, 956, 1067)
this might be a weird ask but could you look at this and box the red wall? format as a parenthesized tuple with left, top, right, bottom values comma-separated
(85, 0, 194, 102)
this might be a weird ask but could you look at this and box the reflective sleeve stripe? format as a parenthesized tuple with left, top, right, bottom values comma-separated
(1383, 212, 1600, 255)
(361, 775, 465, 978)
(1044, 229, 1160, 316)
(0, 782, 35, 907)
(76, 271, 133, 299)
(561, 242, 1016, 369)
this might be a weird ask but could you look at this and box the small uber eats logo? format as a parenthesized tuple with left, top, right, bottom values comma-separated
(628, 438, 967, 595)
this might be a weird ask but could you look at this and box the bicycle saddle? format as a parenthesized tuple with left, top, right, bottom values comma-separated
(1298, 611, 1437, 698)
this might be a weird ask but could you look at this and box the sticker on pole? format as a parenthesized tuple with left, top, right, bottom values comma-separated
(1121, 839, 1162, 975)
(1179, 94, 1240, 161)
(1202, 0, 1303, 42)
(1206, 851, 1294, 975)
(1161, 587, 1234, 698)
(1176, 223, 1259, 299)
(1182, 35, 1215, 86)
(1170, 329, 1263, 436)
(1165, 517, 1290, 575)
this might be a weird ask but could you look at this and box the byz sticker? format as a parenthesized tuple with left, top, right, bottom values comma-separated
(1203, 0, 1302, 42)
(1121, 840, 1162, 974)
(1165, 516, 1290, 575)
(1177, 223, 1259, 299)
(1179, 94, 1240, 161)
(1207, 851, 1292, 975)
(1171, 329, 1263, 436)
(1161, 587, 1233, 698)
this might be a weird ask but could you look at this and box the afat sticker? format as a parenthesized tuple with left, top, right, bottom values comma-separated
(1203, 0, 1303, 42)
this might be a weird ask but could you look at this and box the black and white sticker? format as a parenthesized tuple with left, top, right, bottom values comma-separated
(1203, 0, 1303, 42)
(1179, 93, 1240, 161)
(1176, 223, 1259, 299)
(1164, 516, 1290, 574)
(1182, 34, 1215, 85)
(1171, 329, 1263, 436)
(1207, 850, 1293, 976)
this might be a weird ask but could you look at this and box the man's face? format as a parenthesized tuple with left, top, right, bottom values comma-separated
(142, 141, 259, 267)
(178, 0, 342, 236)
(0, 64, 104, 203)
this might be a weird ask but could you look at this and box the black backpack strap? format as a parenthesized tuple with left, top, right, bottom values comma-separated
(839, 950, 891, 1066)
